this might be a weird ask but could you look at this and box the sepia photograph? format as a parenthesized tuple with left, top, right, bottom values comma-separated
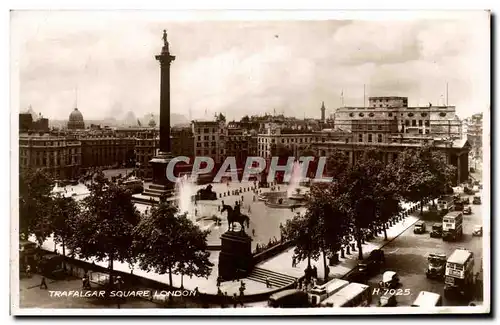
(10, 10, 490, 316)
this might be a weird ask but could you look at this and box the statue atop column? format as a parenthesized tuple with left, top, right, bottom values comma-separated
(162, 29, 169, 52)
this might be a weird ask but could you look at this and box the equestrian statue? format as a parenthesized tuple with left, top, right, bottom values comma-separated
(221, 202, 250, 232)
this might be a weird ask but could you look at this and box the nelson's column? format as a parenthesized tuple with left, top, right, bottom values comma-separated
(144, 30, 176, 198)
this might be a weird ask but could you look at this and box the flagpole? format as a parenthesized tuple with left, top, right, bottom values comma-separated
(446, 82, 449, 106)
(363, 84, 366, 108)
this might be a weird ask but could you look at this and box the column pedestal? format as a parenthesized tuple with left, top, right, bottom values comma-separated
(218, 231, 253, 281)
(143, 151, 175, 198)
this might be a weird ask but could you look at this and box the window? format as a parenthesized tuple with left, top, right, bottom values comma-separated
(359, 113, 364, 117)
(358, 134, 363, 142)
(419, 120, 423, 126)
(368, 134, 373, 142)
(388, 113, 393, 117)
(204, 128, 209, 133)
(439, 112, 447, 117)
(421, 113, 428, 117)
(378, 125, 382, 130)
(425, 129, 430, 134)
(212, 149, 216, 154)
(419, 129, 423, 134)
(369, 112, 375, 117)
(367, 125, 372, 131)
(405, 120, 410, 126)
(378, 134, 383, 143)
(212, 136, 216, 140)
(412, 120, 417, 126)
(408, 112, 414, 117)
(425, 120, 430, 127)
(349, 113, 354, 117)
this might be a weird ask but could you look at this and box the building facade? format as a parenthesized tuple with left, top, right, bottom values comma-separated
(192, 120, 227, 165)
(19, 133, 81, 180)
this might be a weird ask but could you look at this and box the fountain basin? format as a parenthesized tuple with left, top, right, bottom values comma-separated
(260, 191, 306, 209)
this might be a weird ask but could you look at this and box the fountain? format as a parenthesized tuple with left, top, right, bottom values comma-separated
(175, 174, 196, 222)
(287, 161, 303, 198)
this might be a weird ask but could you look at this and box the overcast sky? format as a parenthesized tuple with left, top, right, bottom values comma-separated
(12, 11, 490, 121)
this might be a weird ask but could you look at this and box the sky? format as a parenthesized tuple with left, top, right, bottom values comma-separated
(12, 11, 490, 121)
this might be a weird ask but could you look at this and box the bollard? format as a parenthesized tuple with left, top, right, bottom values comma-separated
(351, 242, 356, 251)
(346, 246, 351, 255)
(340, 248, 345, 259)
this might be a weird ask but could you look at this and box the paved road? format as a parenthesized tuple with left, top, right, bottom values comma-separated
(367, 193, 484, 307)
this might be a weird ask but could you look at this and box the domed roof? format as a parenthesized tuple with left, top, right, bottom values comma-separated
(69, 108, 84, 122)
(67, 107, 85, 129)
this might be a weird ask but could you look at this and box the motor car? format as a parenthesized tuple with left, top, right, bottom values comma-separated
(463, 206, 472, 215)
(472, 225, 482, 237)
(464, 187, 475, 195)
(461, 197, 470, 205)
(357, 249, 385, 275)
(413, 221, 426, 234)
(473, 196, 481, 205)
(430, 223, 443, 238)
(378, 293, 398, 307)
(379, 271, 400, 289)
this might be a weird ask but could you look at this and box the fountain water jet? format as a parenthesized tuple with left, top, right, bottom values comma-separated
(287, 161, 303, 198)
(175, 174, 196, 222)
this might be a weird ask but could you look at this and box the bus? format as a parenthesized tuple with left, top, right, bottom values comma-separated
(444, 248, 474, 298)
(320, 282, 372, 307)
(411, 291, 442, 307)
(437, 196, 454, 213)
(268, 289, 309, 308)
(442, 211, 463, 241)
(308, 279, 350, 306)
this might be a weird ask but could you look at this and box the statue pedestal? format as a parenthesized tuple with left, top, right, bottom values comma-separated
(218, 231, 253, 281)
(144, 151, 174, 197)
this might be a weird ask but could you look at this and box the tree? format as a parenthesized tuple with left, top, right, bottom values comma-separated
(51, 194, 80, 269)
(174, 214, 213, 288)
(305, 183, 350, 280)
(134, 203, 213, 287)
(334, 151, 382, 260)
(19, 168, 54, 244)
(395, 146, 457, 215)
(325, 149, 349, 180)
(66, 172, 141, 288)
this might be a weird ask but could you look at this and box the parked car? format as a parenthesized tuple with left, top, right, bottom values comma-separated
(357, 249, 386, 275)
(462, 197, 470, 205)
(414, 221, 426, 234)
(379, 271, 400, 289)
(463, 206, 472, 215)
(464, 187, 474, 195)
(378, 292, 398, 307)
(472, 225, 482, 237)
(473, 196, 481, 205)
(430, 223, 443, 238)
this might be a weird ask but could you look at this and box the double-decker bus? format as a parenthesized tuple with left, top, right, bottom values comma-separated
(308, 279, 349, 306)
(444, 248, 474, 298)
(442, 211, 463, 241)
(320, 282, 372, 307)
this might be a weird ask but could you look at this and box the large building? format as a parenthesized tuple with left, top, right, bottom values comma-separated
(19, 132, 81, 180)
(312, 96, 470, 184)
(192, 119, 227, 165)
(465, 112, 483, 170)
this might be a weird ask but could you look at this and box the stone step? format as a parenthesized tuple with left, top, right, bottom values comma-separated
(247, 267, 297, 288)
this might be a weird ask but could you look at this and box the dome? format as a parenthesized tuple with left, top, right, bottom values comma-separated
(67, 107, 85, 130)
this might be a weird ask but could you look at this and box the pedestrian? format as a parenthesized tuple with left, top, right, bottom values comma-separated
(233, 293, 238, 308)
(217, 276, 222, 287)
(40, 276, 48, 289)
(252, 229, 255, 237)
(292, 256, 296, 268)
(25, 264, 32, 278)
(265, 276, 271, 288)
